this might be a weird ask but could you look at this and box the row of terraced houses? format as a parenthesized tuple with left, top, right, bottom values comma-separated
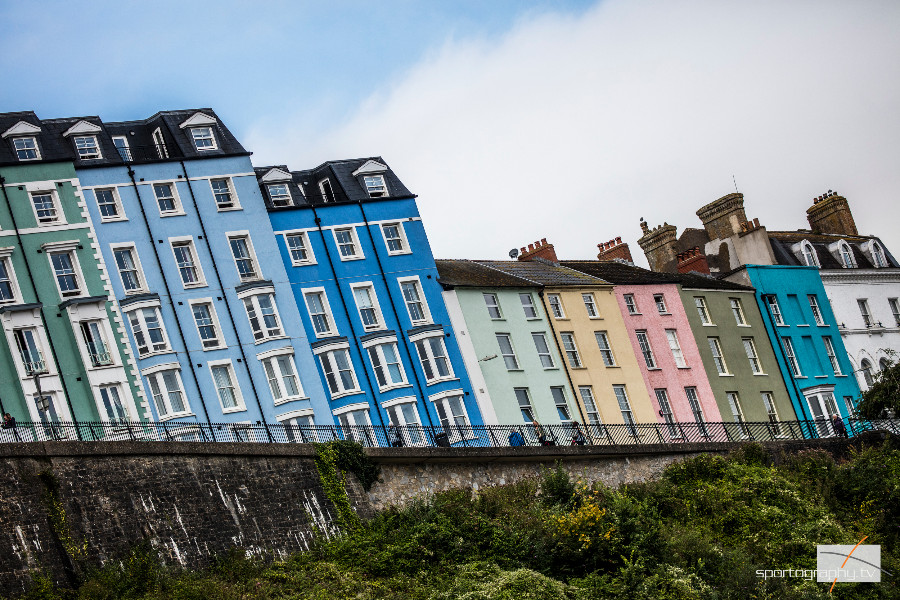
(0, 108, 897, 443)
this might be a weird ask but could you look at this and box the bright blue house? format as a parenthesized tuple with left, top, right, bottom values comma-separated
(726, 264, 861, 435)
(256, 158, 482, 445)
(68, 109, 332, 436)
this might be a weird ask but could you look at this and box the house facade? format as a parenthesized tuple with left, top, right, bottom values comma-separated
(436, 259, 580, 430)
(62, 109, 332, 435)
(0, 112, 146, 434)
(727, 265, 860, 435)
(258, 158, 481, 445)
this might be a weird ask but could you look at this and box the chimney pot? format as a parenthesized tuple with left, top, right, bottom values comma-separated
(528, 243, 534, 251)
(615, 236, 622, 244)
(541, 238, 547, 245)
(520, 247, 526, 254)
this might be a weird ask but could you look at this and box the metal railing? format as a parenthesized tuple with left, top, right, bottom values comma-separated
(0, 418, 896, 447)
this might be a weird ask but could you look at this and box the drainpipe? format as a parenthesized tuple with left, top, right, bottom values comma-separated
(760, 292, 811, 423)
(309, 204, 387, 430)
(178, 161, 271, 441)
(0, 172, 79, 431)
(354, 200, 436, 428)
(124, 167, 211, 426)
(537, 290, 588, 424)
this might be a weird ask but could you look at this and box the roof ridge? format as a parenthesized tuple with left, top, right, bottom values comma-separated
(472, 260, 546, 287)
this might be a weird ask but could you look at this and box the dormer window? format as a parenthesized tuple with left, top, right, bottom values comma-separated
(800, 241, 819, 267)
(267, 184, 292, 207)
(152, 128, 168, 159)
(319, 179, 336, 203)
(363, 175, 387, 197)
(74, 135, 101, 159)
(839, 241, 856, 268)
(189, 127, 217, 151)
(871, 241, 887, 268)
(13, 137, 40, 160)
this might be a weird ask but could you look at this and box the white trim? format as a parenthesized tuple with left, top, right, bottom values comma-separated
(409, 327, 445, 344)
(276, 408, 315, 421)
(256, 345, 297, 361)
(351, 160, 388, 176)
(284, 231, 317, 266)
(120, 297, 161, 313)
(360, 332, 398, 349)
(0, 223, 90, 237)
(93, 187, 127, 222)
(40, 239, 80, 253)
(178, 112, 217, 129)
(428, 388, 465, 403)
(332, 402, 370, 416)
(332, 226, 364, 261)
(235, 284, 276, 300)
(311, 339, 350, 356)
(260, 167, 292, 182)
(397, 276, 432, 325)
(188, 297, 226, 350)
(140, 361, 181, 377)
(62, 120, 102, 137)
(380, 221, 411, 255)
(152, 181, 185, 217)
(29, 189, 66, 227)
(109, 242, 148, 294)
(349, 281, 385, 331)
(207, 359, 246, 413)
(382, 395, 418, 409)
(225, 231, 263, 282)
(209, 177, 241, 211)
(2, 121, 41, 138)
(168, 237, 207, 288)
(301, 286, 338, 338)
(271, 217, 422, 237)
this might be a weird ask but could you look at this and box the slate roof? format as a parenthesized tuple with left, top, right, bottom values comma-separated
(476, 260, 611, 287)
(254, 157, 415, 210)
(672, 271, 755, 291)
(0, 109, 247, 168)
(560, 260, 682, 285)
(435, 259, 538, 288)
(767, 230, 899, 270)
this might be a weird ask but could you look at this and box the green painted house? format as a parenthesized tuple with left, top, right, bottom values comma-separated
(437, 260, 582, 433)
(0, 113, 148, 437)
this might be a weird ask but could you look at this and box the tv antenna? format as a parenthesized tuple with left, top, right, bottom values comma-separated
(508, 248, 519, 259)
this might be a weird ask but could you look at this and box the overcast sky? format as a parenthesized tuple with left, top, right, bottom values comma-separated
(2, 1, 898, 267)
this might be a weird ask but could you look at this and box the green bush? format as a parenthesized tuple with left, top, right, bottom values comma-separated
(540, 462, 576, 508)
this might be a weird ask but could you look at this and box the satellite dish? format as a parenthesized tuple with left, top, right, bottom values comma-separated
(508, 248, 519, 259)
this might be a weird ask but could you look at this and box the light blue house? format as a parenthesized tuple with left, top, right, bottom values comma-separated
(726, 264, 861, 435)
(256, 158, 482, 445)
(67, 109, 332, 437)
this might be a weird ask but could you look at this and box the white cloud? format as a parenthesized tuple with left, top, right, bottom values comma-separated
(247, 0, 900, 266)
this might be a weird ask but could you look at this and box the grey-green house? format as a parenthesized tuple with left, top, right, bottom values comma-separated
(675, 272, 796, 425)
(0, 113, 147, 436)
(437, 260, 583, 430)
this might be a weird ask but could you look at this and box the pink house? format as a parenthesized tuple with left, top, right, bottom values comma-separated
(562, 261, 723, 433)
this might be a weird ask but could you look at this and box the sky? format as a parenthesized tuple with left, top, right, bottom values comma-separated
(2, 0, 899, 267)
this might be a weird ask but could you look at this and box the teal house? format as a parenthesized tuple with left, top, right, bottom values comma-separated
(726, 264, 860, 435)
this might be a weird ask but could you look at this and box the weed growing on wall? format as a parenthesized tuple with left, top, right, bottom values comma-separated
(313, 442, 361, 532)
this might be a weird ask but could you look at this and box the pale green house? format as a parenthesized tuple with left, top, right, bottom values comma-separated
(437, 260, 582, 431)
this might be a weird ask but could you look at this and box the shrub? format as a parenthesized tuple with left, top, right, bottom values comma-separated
(540, 462, 576, 508)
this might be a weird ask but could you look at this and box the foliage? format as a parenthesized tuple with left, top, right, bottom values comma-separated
(325, 439, 381, 492)
(313, 442, 361, 532)
(18, 440, 900, 600)
(854, 354, 900, 419)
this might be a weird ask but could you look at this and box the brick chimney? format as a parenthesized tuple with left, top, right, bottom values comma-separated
(696, 193, 747, 241)
(676, 246, 710, 275)
(517, 238, 558, 263)
(806, 190, 858, 236)
(597, 236, 633, 262)
(638, 219, 678, 273)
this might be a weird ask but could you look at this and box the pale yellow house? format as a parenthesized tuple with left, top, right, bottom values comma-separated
(478, 261, 656, 431)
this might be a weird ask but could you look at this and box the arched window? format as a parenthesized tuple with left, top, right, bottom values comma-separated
(839, 242, 856, 268)
(801, 241, 818, 267)
(879, 357, 891, 372)
(871, 241, 887, 268)
(861, 359, 875, 387)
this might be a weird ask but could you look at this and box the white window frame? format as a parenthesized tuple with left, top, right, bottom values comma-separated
(514, 387, 535, 422)
(532, 332, 555, 369)
(189, 126, 218, 151)
(889, 297, 900, 327)
(94, 187, 126, 222)
(267, 183, 293, 207)
(520, 293, 539, 319)
(823, 336, 842, 375)
(726, 392, 747, 435)
(429, 389, 472, 441)
(384, 398, 427, 446)
(0, 252, 22, 304)
(624, 294, 639, 314)
(98, 384, 130, 422)
(871, 241, 888, 268)
(210, 177, 240, 211)
(363, 338, 409, 391)
(685, 386, 708, 435)
(363, 174, 387, 197)
(13, 327, 48, 377)
(730, 298, 747, 326)
(560, 332, 582, 368)
(227, 232, 262, 282)
(46, 246, 84, 298)
(496, 333, 520, 371)
(350, 282, 385, 331)
(695, 296, 713, 325)
(332, 226, 364, 261)
(761, 392, 781, 432)
(551, 386, 572, 422)
(858, 298, 873, 328)
(582, 293, 599, 318)
(314, 342, 362, 398)
(79, 319, 115, 368)
(547, 294, 565, 319)
(654, 389, 679, 438)
(578, 386, 602, 425)
(666, 329, 687, 368)
(838, 241, 856, 268)
(111, 136, 131, 161)
(30, 190, 65, 226)
(259, 347, 306, 405)
(380, 222, 410, 255)
(613, 385, 637, 434)
(708, 337, 730, 375)
(152, 127, 168, 159)
(209, 359, 245, 413)
(318, 178, 336, 203)
(189, 298, 225, 350)
(285, 232, 316, 266)
(654, 294, 668, 314)
(412, 330, 454, 384)
(483, 292, 503, 320)
(635, 330, 657, 369)
(153, 182, 184, 216)
(743, 337, 763, 374)
(801, 241, 819, 267)
(142, 364, 191, 420)
(808, 294, 825, 326)
(782, 337, 802, 377)
(594, 330, 616, 366)
(126, 302, 171, 357)
(398, 276, 431, 325)
(302, 287, 338, 338)
(73, 135, 101, 159)
(110, 243, 147, 294)
(169, 238, 206, 288)
(12, 136, 40, 161)
(767, 295, 785, 325)
(240, 291, 284, 343)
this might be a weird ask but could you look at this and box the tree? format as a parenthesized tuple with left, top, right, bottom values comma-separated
(854, 354, 900, 420)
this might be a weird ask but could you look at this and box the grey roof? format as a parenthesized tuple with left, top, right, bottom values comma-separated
(0, 109, 247, 168)
(254, 157, 415, 210)
(436, 259, 539, 288)
(767, 231, 899, 270)
(476, 260, 611, 287)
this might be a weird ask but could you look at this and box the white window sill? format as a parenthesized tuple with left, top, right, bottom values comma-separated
(587, 316, 603, 320)
(338, 256, 365, 262)
(646, 367, 662, 371)
(775, 323, 788, 327)
(378, 382, 413, 393)
(182, 282, 208, 289)
(159, 211, 187, 218)
(138, 349, 175, 359)
(718, 373, 735, 377)
(702, 323, 717, 327)
(386, 250, 413, 257)
(159, 412, 196, 422)
(222, 406, 248, 414)
(123, 289, 149, 296)
(291, 261, 317, 267)
(253, 335, 290, 345)
(752, 372, 768, 376)
(834, 374, 848, 378)
(794, 375, 807, 379)
(100, 217, 129, 223)
(677, 366, 691, 370)
(526, 317, 542, 321)
(489, 318, 506, 322)
(542, 367, 559, 371)
(814, 375, 829, 379)
(658, 312, 672, 316)
(313, 330, 340, 339)
(86, 363, 120, 371)
(817, 324, 829, 327)
(424, 376, 459, 387)
(217, 207, 243, 212)
(797, 324, 810, 327)
(329, 389, 365, 400)
(274, 395, 310, 406)
(200, 344, 225, 352)
(736, 324, 751, 328)
(627, 312, 642, 316)
(553, 317, 569, 321)
(410, 319, 433, 327)
(604, 364, 619, 368)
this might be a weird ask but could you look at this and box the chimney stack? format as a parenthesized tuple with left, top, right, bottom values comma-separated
(638, 220, 678, 273)
(676, 246, 710, 275)
(696, 193, 747, 241)
(806, 190, 857, 236)
(517, 237, 559, 263)
(597, 236, 633, 262)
